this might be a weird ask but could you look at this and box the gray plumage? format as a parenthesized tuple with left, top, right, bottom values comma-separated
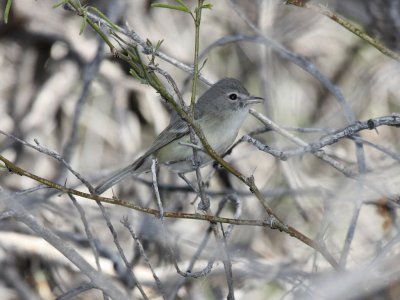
(94, 78, 262, 194)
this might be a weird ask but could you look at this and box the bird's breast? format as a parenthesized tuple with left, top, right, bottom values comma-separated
(199, 109, 248, 153)
(157, 109, 249, 172)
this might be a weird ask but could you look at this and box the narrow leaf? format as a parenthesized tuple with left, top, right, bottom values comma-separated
(79, 15, 88, 35)
(151, 3, 190, 13)
(156, 39, 164, 51)
(3, 0, 12, 24)
(174, 0, 190, 10)
(52, 0, 69, 9)
(199, 58, 208, 72)
(146, 38, 153, 48)
(89, 7, 118, 30)
(201, 3, 213, 9)
(129, 68, 143, 81)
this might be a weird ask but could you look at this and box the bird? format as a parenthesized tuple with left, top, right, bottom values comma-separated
(94, 78, 263, 194)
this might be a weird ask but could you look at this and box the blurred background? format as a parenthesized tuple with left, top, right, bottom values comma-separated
(0, 0, 399, 299)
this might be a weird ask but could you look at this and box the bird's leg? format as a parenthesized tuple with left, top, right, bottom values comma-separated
(178, 173, 199, 195)
(178, 141, 204, 152)
(151, 158, 164, 219)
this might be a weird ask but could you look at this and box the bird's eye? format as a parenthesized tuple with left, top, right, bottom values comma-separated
(228, 93, 238, 100)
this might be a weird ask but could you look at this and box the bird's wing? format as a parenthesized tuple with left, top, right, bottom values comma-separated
(147, 118, 189, 154)
(131, 117, 190, 170)
(94, 118, 190, 194)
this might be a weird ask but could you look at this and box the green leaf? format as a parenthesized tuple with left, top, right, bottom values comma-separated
(155, 39, 164, 51)
(129, 68, 143, 81)
(151, 3, 190, 13)
(126, 48, 139, 62)
(199, 58, 208, 72)
(3, 0, 12, 24)
(89, 6, 118, 30)
(201, 3, 213, 10)
(52, 0, 69, 9)
(174, 0, 190, 10)
(79, 14, 88, 35)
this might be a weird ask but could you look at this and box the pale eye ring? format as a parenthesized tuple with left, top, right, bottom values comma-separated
(228, 93, 238, 100)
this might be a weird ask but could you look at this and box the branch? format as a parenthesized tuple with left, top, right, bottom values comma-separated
(285, 0, 400, 62)
(282, 115, 400, 158)
(0, 153, 339, 269)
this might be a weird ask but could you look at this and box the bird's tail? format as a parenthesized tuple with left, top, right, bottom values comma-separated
(94, 155, 149, 194)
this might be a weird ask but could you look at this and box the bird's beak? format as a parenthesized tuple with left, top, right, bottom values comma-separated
(243, 95, 264, 105)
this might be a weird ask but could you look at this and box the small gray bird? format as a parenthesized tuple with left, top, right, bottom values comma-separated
(95, 78, 263, 194)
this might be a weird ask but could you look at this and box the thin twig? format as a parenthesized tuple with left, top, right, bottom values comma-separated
(0, 151, 339, 269)
(0, 191, 127, 300)
(228, 0, 367, 179)
(248, 109, 357, 177)
(61, 38, 104, 168)
(0, 130, 94, 192)
(285, 0, 400, 62)
(56, 282, 95, 300)
(188, 0, 209, 211)
(68, 194, 102, 272)
(62, 3, 212, 85)
(152, 158, 164, 219)
(96, 201, 149, 299)
(121, 217, 166, 299)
